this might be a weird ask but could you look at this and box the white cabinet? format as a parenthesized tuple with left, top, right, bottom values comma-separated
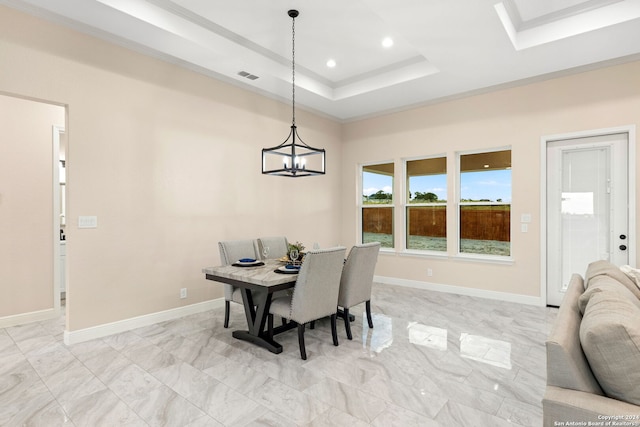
(60, 241, 66, 296)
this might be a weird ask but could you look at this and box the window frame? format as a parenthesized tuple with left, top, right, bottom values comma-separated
(359, 161, 396, 250)
(456, 147, 513, 261)
(402, 154, 449, 256)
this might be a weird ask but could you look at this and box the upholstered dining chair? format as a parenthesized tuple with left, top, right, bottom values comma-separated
(267, 246, 346, 360)
(337, 242, 381, 340)
(218, 239, 260, 328)
(257, 236, 289, 260)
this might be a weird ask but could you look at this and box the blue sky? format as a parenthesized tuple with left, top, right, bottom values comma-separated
(363, 170, 511, 202)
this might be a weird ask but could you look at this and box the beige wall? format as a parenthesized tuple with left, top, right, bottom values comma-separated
(2, 4, 640, 332)
(0, 95, 64, 317)
(0, 6, 342, 331)
(342, 60, 640, 298)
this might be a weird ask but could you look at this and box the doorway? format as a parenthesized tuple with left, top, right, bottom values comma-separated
(544, 129, 635, 306)
(0, 94, 65, 327)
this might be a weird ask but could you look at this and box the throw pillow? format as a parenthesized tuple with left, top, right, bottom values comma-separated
(621, 265, 640, 289)
(584, 260, 640, 300)
(578, 278, 640, 315)
(580, 286, 640, 405)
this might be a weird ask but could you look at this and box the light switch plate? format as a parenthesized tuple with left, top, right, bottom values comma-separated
(78, 215, 98, 228)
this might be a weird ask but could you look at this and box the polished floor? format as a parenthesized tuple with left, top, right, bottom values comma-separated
(0, 284, 558, 426)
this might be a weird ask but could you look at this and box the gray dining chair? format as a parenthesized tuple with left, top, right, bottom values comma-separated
(257, 236, 289, 259)
(218, 239, 260, 328)
(267, 246, 346, 360)
(338, 242, 381, 340)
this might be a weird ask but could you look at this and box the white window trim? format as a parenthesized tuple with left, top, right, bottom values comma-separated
(402, 153, 448, 255)
(358, 160, 396, 250)
(456, 147, 513, 260)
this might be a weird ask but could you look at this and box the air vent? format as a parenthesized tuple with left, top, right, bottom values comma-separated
(237, 71, 259, 80)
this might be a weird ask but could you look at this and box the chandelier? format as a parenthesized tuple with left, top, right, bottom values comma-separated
(261, 9, 326, 177)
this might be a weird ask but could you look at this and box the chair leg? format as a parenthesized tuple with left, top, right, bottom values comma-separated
(224, 301, 230, 328)
(297, 323, 307, 360)
(330, 314, 339, 346)
(343, 308, 353, 340)
(366, 300, 374, 328)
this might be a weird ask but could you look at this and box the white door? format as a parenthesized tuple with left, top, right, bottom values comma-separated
(546, 133, 629, 306)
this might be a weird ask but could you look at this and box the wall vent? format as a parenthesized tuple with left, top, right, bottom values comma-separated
(238, 71, 259, 80)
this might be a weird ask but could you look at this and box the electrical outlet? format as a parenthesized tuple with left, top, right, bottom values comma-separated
(180, 288, 187, 299)
(427, 268, 433, 277)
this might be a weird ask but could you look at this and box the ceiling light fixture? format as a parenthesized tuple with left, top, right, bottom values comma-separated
(326, 59, 336, 68)
(261, 10, 326, 177)
(382, 37, 394, 48)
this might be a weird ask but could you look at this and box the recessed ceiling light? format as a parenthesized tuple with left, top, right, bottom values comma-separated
(382, 37, 394, 48)
(326, 59, 336, 68)
(484, 164, 490, 168)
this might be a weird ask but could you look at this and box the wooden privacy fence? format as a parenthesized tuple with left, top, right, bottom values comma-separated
(363, 206, 510, 242)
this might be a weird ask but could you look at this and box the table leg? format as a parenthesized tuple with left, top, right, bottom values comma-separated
(233, 288, 284, 354)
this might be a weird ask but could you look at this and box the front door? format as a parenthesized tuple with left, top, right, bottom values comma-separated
(546, 133, 629, 306)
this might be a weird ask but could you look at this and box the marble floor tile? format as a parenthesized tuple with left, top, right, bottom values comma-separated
(306, 407, 370, 427)
(64, 388, 147, 426)
(196, 379, 269, 426)
(370, 403, 442, 427)
(0, 283, 556, 426)
(359, 374, 446, 419)
(247, 378, 329, 425)
(303, 377, 387, 423)
(127, 384, 206, 427)
(435, 400, 515, 427)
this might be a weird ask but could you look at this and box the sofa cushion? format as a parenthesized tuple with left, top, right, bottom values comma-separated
(584, 260, 640, 300)
(579, 285, 640, 405)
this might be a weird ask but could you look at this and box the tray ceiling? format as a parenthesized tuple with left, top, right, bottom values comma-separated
(2, 0, 640, 121)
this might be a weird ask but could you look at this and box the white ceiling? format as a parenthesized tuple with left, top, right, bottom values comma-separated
(3, 0, 640, 121)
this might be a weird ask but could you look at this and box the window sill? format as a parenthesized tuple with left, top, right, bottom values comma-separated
(453, 253, 514, 265)
(399, 250, 449, 260)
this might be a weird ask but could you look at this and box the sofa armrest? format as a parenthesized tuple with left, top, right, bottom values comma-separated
(543, 386, 640, 427)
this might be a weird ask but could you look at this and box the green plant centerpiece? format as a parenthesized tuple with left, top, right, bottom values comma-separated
(287, 241, 305, 262)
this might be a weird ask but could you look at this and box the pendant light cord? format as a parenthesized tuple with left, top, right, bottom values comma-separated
(291, 12, 296, 127)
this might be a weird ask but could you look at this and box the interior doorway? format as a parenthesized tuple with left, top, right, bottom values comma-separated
(544, 129, 635, 307)
(0, 94, 65, 327)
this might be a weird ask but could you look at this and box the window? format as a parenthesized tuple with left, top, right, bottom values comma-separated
(362, 163, 394, 248)
(406, 157, 447, 251)
(458, 149, 511, 257)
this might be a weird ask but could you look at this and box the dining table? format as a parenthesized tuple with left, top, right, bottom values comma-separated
(202, 259, 299, 354)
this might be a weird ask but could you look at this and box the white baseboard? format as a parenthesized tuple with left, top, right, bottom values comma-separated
(0, 308, 60, 328)
(61, 277, 541, 346)
(375, 275, 543, 306)
(64, 299, 225, 345)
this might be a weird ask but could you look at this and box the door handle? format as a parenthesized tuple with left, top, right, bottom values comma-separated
(620, 234, 627, 240)
(620, 245, 627, 251)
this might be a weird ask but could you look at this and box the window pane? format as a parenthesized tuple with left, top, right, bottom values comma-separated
(363, 164, 394, 205)
(407, 206, 446, 251)
(362, 207, 393, 248)
(459, 205, 511, 256)
(406, 157, 446, 251)
(459, 150, 511, 256)
(407, 157, 446, 202)
(362, 163, 394, 248)
(460, 150, 511, 202)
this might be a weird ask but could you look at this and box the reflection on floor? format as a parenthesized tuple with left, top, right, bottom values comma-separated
(0, 284, 557, 426)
